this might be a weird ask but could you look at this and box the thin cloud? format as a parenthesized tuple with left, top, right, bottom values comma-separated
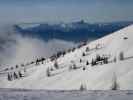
(0, 25, 77, 68)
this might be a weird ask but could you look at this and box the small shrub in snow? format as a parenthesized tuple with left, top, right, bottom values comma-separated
(69, 63, 77, 71)
(54, 61, 59, 69)
(86, 61, 89, 65)
(83, 67, 86, 70)
(30, 61, 34, 64)
(7, 73, 13, 81)
(21, 64, 24, 67)
(91, 59, 96, 66)
(11, 67, 14, 70)
(103, 57, 108, 64)
(36, 59, 39, 65)
(46, 67, 51, 77)
(123, 37, 128, 40)
(72, 64, 77, 70)
(96, 54, 101, 61)
(19, 71, 24, 78)
(50, 67, 54, 71)
(119, 52, 124, 61)
(16, 65, 19, 68)
(56, 51, 62, 58)
(80, 59, 82, 63)
(13, 72, 19, 79)
(111, 73, 119, 90)
(72, 48, 76, 52)
(41, 57, 45, 64)
(114, 57, 117, 63)
(86, 47, 90, 52)
(82, 52, 86, 56)
(80, 83, 87, 91)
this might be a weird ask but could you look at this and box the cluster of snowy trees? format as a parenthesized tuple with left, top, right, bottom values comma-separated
(69, 63, 77, 71)
(45, 43, 90, 77)
(49, 41, 88, 62)
(90, 51, 125, 66)
(46, 61, 60, 77)
(7, 70, 25, 81)
(35, 57, 46, 65)
(49, 51, 66, 61)
(33, 42, 123, 91)
(91, 54, 109, 66)
(4, 57, 46, 73)
(79, 73, 120, 91)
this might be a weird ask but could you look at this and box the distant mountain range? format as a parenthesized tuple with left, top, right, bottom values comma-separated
(14, 20, 133, 42)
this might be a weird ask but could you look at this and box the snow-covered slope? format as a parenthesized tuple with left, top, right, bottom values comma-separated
(0, 25, 133, 90)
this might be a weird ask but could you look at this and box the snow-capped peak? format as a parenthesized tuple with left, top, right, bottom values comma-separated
(17, 23, 40, 29)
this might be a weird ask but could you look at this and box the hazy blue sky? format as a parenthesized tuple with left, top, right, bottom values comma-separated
(0, 0, 133, 23)
(0, 0, 133, 66)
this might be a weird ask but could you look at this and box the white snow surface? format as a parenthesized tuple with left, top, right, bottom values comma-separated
(0, 89, 133, 100)
(0, 24, 133, 90)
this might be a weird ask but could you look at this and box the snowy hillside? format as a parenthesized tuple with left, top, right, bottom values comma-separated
(0, 24, 133, 90)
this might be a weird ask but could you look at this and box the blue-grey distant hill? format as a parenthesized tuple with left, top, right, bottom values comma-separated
(14, 20, 133, 42)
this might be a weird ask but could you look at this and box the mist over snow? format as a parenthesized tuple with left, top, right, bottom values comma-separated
(0, 24, 77, 68)
(12, 37, 77, 65)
